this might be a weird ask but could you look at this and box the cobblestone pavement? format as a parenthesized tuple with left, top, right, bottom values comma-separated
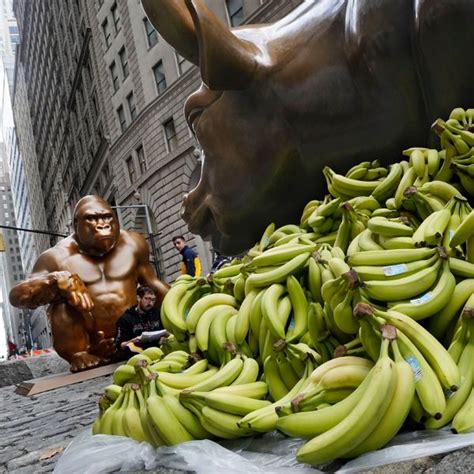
(0, 373, 473, 473)
(0, 376, 106, 473)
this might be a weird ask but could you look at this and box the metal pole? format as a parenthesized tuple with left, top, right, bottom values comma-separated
(143, 206, 162, 278)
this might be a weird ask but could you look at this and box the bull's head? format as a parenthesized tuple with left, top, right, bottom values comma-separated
(142, 0, 474, 254)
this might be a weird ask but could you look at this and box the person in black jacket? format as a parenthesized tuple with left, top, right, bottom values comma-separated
(115, 285, 168, 354)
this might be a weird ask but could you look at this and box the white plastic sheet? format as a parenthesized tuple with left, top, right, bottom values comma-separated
(54, 427, 474, 474)
(53, 430, 317, 474)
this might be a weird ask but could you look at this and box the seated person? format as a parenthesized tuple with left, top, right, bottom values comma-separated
(116, 285, 169, 355)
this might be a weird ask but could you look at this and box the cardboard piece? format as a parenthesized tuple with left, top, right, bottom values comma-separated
(15, 361, 122, 397)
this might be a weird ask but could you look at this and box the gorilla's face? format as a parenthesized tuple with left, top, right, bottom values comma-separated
(74, 200, 119, 257)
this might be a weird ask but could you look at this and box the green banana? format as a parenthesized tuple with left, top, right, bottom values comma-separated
(213, 381, 269, 399)
(186, 356, 244, 392)
(186, 293, 238, 334)
(429, 278, 474, 339)
(162, 394, 211, 439)
(155, 367, 219, 389)
(296, 338, 396, 465)
(146, 378, 194, 445)
(353, 253, 439, 281)
(362, 258, 441, 302)
(231, 356, 260, 385)
(388, 260, 455, 320)
(245, 253, 310, 289)
(195, 304, 237, 352)
(122, 385, 148, 442)
(425, 320, 474, 429)
(286, 275, 308, 341)
(371, 163, 403, 202)
(450, 209, 474, 247)
(378, 309, 460, 391)
(367, 216, 413, 237)
(343, 340, 415, 457)
(347, 247, 436, 266)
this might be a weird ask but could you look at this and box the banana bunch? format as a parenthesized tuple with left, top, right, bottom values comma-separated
(323, 165, 385, 199)
(237, 358, 314, 433)
(348, 245, 457, 321)
(93, 104, 474, 464)
(429, 279, 474, 342)
(306, 301, 343, 362)
(302, 195, 341, 236)
(276, 355, 373, 416)
(281, 326, 414, 464)
(431, 109, 474, 195)
(160, 275, 211, 341)
(93, 383, 162, 444)
(353, 302, 461, 421)
(261, 341, 319, 402)
(148, 350, 195, 373)
(425, 309, 474, 431)
(179, 382, 272, 439)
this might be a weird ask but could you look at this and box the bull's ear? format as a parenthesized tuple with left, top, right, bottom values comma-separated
(185, 0, 259, 90)
(141, 0, 199, 65)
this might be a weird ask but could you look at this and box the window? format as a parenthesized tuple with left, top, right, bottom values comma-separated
(102, 18, 112, 47)
(110, 61, 119, 92)
(152, 61, 167, 95)
(176, 53, 192, 75)
(136, 145, 147, 174)
(119, 47, 128, 78)
(117, 105, 126, 132)
(125, 156, 136, 184)
(226, 0, 244, 26)
(111, 2, 121, 33)
(164, 118, 178, 151)
(127, 92, 137, 121)
(143, 17, 158, 48)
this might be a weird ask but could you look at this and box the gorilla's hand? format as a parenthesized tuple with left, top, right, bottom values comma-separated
(54, 271, 95, 312)
(89, 331, 116, 359)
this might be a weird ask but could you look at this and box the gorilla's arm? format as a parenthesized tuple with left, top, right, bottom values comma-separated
(9, 249, 94, 311)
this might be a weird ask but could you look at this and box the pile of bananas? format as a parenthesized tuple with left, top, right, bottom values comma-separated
(93, 107, 474, 465)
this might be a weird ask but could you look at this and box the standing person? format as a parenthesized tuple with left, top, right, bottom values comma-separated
(7, 339, 18, 359)
(115, 285, 169, 355)
(172, 235, 201, 277)
(210, 251, 231, 273)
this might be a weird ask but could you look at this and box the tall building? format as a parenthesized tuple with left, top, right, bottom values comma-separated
(0, 0, 38, 350)
(10, 0, 301, 332)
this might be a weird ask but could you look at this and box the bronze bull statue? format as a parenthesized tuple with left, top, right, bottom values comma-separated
(142, 0, 474, 254)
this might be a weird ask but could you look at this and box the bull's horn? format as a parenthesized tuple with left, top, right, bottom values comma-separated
(185, 0, 259, 90)
(141, 0, 199, 65)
